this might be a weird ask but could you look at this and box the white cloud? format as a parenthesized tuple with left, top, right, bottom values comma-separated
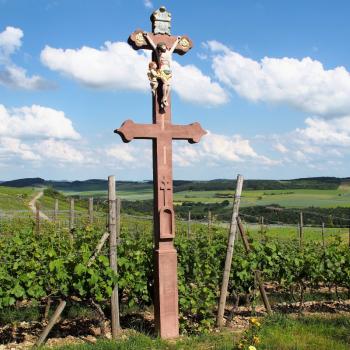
(294, 150, 308, 162)
(41, 41, 228, 106)
(105, 142, 152, 168)
(0, 104, 80, 140)
(0, 26, 50, 90)
(173, 145, 199, 167)
(0, 26, 22, 57)
(106, 144, 137, 163)
(203, 40, 230, 54)
(0, 137, 40, 161)
(0, 138, 91, 165)
(274, 142, 288, 154)
(296, 116, 350, 146)
(268, 115, 350, 168)
(143, 0, 153, 9)
(200, 40, 350, 169)
(172, 62, 228, 105)
(206, 40, 350, 118)
(300, 144, 321, 155)
(0, 104, 87, 166)
(174, 131, 278, 167)
(41, 42, 149, 91)
(35, 139, 85, 163)
(0, 65, 52, 90)
(201, 132, 258, 162)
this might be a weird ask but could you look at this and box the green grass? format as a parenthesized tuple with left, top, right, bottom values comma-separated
(174, 188, 350, 208)
(37, 193, 87, 213)
(64, 187, 350, 208)
(45, 332, 236, 350)
(62, 189, 154, 201)
(0, 186, 36, 210)
(44, 315, 350, 350)
(256, 314, 350, 350)
(243, 224, 348, 243)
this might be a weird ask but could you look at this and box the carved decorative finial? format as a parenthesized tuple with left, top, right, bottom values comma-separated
(151, 6, 171, 35)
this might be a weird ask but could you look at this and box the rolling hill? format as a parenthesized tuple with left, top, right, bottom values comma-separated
(1, 176, 349, 192)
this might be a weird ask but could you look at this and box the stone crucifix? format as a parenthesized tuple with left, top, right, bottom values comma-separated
(114, 6, 206, 339)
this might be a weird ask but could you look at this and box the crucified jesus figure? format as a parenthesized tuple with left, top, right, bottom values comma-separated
(144, 32, 181, 109)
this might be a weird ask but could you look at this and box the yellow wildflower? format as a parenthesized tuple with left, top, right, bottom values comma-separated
(253, 336, 260, 344)
(250, 317, 261, 326)
(248, 346, 257, 350)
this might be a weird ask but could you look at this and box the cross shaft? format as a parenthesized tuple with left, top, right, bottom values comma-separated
(114, 8, 206, 338)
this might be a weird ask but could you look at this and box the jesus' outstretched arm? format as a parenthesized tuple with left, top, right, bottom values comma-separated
(143, 32, 157, 51)
(169, 36, 181, 54)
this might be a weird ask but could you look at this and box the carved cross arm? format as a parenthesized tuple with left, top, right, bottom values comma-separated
(115, 120, 206, 144)
(128, 29, 193, 55)
(170, 123, 207, 144)
(114, 120, 158, 142)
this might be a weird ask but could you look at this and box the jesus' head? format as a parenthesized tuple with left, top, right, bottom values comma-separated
(157, 42, 167, 53)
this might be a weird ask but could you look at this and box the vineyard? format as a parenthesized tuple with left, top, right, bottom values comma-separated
(1, 201, 350, 348)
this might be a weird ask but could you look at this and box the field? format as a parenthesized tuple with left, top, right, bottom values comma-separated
(2, 177, 350, 211)
(60, 187, 350, 208)
(62, 189, 154, 202)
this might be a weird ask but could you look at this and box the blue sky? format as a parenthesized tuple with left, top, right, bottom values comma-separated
(1, 0, 350, 181)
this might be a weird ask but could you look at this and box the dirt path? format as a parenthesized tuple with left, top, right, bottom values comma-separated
(28, 191, 50, 221)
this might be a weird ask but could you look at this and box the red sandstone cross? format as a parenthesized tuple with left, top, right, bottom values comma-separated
(114, 6, 206, 339)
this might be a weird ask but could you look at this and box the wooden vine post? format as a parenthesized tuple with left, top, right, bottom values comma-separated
(116, 197, 121, 243)
(260, 216, 264, 236)
(236, 217, 272, 314)
(299, 211, 303, 248)
(217, 174, 244, 327)
(208, 210, 212, 243)
(88, 197, 94, 224)
(35, 202, 40, 234)
(35, 300, 67, 347)
(54, 199, 58, 223)
(108, 175, 121, 338)
(321, 222, 325, 249)
(187, 210, 191, 238)
(69, 198, 75, 231)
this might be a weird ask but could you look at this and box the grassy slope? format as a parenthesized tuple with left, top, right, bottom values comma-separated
(0, 187, 89, 215)
(0, 186, 37, 210)
(37, 193, 87, 212)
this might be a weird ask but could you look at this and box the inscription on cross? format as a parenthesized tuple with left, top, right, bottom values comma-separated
(114, 6, 206, 339)
(160, 176, 171, 206)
